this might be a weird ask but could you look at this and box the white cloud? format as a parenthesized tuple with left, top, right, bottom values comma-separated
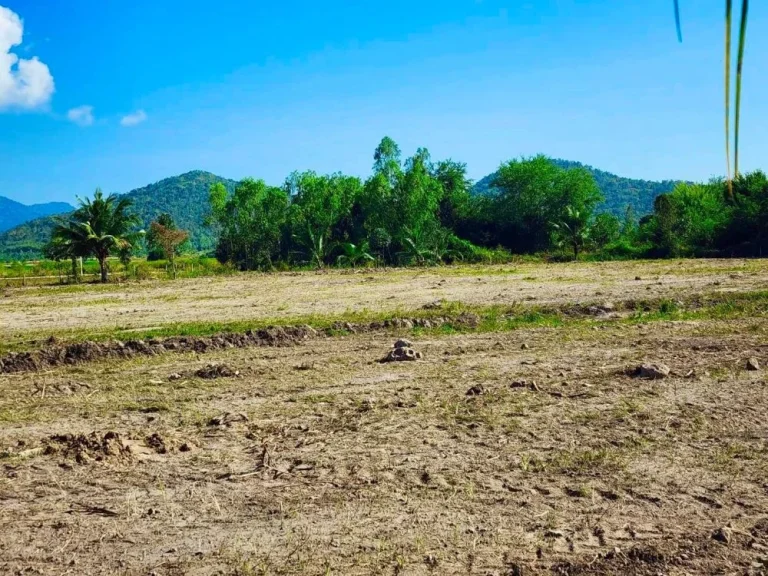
(120, 109, 147, 127)
(67, 105, 94, 126)
(0, 5, 55, 110)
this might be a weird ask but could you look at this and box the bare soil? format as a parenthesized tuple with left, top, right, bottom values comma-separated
(1, 260, 768, 575)
(2, 259, 767, 338)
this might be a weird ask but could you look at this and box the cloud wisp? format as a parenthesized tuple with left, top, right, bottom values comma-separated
(120, 109, 147, 127)
(67, 105, 94, 126)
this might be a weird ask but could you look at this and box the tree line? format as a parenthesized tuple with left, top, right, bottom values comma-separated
(44, 136, 768, 282)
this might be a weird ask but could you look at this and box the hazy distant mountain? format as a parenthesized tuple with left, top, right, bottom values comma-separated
(473, 159, 680, 217)
(0, 196, 74, 233)
(0, 171, 237, 260)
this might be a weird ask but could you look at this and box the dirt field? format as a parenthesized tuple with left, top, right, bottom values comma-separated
(2, 258, 767, 339)
(2, 260, 768, 575)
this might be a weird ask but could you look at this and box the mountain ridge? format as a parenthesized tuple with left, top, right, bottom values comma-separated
(0, 197, 74, 234)
(0, 171, 237, 260)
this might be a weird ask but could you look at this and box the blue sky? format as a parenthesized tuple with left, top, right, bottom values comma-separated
(1, 0, 766, 205)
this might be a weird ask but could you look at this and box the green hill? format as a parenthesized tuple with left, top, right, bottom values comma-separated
(0, 197, 74, 233)
(473, 159, 680, 217)
(0, 171, 237, 260)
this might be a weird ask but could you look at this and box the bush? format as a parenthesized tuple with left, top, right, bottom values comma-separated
(595, 239, 652, 260)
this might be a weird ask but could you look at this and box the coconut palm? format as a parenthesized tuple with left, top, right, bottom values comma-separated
(50, 189, 140, 283)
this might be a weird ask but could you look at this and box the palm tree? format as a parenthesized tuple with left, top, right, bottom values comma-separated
(51, 189, 140, 283)
(293, 226, 331, 269)
(551, 205, 591, 259)
(336, 241, 375, 268)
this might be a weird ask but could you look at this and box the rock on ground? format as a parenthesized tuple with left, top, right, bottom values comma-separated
(635, 364, 671, 379)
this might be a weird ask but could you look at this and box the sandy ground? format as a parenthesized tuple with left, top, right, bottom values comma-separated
(2, 260, 768, 575)
(2, 296, 768, 574)
(1, 259, 767, 339)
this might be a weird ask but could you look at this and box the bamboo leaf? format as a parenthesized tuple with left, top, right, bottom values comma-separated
(725, 0, 733, 196)
(734, 0, 749, 178)
(673, 0, 683, 42)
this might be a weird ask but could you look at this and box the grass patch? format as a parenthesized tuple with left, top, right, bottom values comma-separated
(526, 447, 626, 476)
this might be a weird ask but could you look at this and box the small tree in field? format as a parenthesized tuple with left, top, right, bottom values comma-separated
(50, 190, 140, 283)
(149, 220, 189, 279)
(551, 205, 592, 259)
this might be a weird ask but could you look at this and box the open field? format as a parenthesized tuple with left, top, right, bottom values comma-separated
(3, 258, 768, 349)
(2, 259, 768, 575)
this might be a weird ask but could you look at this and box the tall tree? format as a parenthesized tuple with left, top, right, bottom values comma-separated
(590, 213, 621, 250)
(372, 136, 402, 186)
(286, 171, 362, 267)
(491, 155, 602, 253)
(433, 159, 472, 231)
(209, 179, 289, 270)
(720, 171, 768, 255)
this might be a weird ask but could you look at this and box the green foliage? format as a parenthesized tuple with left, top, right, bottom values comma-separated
(357, 139, 456, 265)
(336, 242, 375, 268)
(720, 170, 768, 255)
(50, 189, 141, 282)
(640, 182, 731, 256)
(3, 137, 767, 270)
(434, 160, 473, 230)
(474, 159, 679, 218)
(209, 179, 289, 270)
(286, 171, 363, 267)
(485, 155, 602, 253)
(551, 205, 592, 259)
(590, 213, 622, 249)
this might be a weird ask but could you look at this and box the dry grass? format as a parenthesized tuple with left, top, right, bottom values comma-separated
(2, 258, 767, 340)
(2, 260, 768, 575)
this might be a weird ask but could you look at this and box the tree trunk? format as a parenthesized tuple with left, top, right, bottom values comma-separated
(99, 256, 108, 283)
(573, 242, 579, 260)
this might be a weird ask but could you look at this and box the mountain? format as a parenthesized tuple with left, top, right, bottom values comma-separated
(0, 197, 74, 233)
(473, 159, 680, 217)
(0, 171, 237, 260)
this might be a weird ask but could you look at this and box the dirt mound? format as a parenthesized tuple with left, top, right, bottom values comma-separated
(381, 339, 424, 363)
(146, 432, 168, 454)
(0, 325, 317, 374)
(45, 432, 131, 464)
(633, 364, 671, 379)
(195, 364, 239, 379)
(0, 316, 447, 374)
(0, 295, 697, 375)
